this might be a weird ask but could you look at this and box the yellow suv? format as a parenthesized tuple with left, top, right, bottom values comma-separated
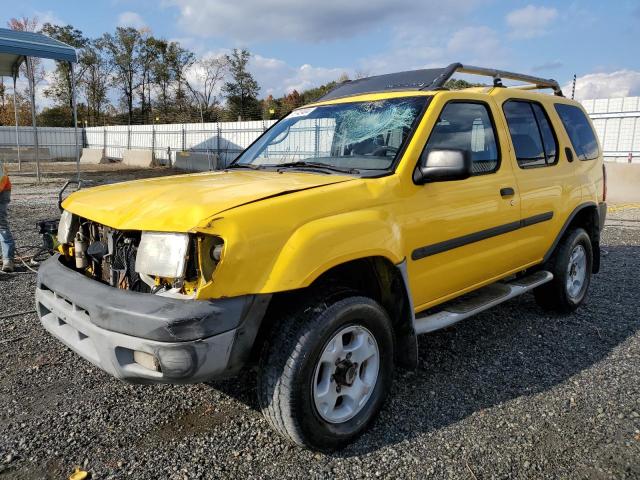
(36, 64, 606, 450)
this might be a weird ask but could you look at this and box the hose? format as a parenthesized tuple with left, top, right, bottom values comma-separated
(1, 244, 53, 275)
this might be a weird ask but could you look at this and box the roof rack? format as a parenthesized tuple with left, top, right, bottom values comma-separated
(318, 62, 563, 101)
(454, 64, 563, 96)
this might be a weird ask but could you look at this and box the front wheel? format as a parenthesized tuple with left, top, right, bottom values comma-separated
(534, 228, 593, 313)
(257, 292, 394, 451)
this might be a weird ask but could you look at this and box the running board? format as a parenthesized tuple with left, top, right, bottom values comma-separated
(414, 271, 553, 335)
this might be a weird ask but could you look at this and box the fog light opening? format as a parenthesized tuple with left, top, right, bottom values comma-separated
(133, 350, 161, 372)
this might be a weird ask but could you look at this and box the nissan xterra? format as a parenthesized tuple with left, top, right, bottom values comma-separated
(36, 63, 606, 450)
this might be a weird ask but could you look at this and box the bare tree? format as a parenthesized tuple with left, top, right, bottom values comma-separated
(185, 54, 228, 121)
(81, 40, 112, 125)
(8, 17, 46, 100)
(102, 27, 142, 125)
(136, 28, 158, 123)
(169, 44, 195, 117)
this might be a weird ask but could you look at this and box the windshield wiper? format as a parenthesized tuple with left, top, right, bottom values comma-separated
(274, 161, 359, 175)
(227, 163, 264, 170)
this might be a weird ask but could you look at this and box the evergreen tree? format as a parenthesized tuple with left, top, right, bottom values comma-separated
(223, 49, 260, 120)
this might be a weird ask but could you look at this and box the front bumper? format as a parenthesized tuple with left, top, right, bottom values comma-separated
(36, 255, 270, 384)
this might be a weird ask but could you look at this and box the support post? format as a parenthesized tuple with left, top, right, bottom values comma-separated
(151, 125, 156, 165)
(12, 74, 21, 171)
(26, 58, 40, 183)
(216, 123, 221, 167)
(70, 62, 80, 181)
(314, 119, 320, 157)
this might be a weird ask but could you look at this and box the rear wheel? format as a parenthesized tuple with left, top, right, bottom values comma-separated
(257, 290, 394, 451)
(534, 228, 593, 313)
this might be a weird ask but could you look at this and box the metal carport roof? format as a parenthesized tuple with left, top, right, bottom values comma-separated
(0, 27, 77, 76)
(0, 27, 79, 182)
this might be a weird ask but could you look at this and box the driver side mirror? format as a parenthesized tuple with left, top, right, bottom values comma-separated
(414, 149, 472, 184)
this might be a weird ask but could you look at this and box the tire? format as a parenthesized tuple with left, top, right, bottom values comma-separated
(257, 289, 394, 451)
(534, 228, 593, 313)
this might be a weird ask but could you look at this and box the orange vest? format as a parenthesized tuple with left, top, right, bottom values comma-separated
(0, 165, 10, 192)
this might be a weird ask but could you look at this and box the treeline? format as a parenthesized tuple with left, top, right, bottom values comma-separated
(0, 16, 482, 128)
(0, 17, 351, 127)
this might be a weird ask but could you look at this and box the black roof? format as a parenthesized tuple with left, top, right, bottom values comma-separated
(318, 63, 562, 101)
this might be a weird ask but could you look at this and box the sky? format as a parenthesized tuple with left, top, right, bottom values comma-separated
(5, 0, 640, 102)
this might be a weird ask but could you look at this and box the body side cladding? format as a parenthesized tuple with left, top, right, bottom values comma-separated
(225, 295, 272, 376)
(386, 259, 418, 369)
(412, 211, 554, 261)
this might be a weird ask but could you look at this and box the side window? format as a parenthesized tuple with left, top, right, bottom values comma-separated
(503, 101, 558, 168)
(554, 104, 600, 160)
(423, 102, 499, 174)
(532, 104, 557, 164)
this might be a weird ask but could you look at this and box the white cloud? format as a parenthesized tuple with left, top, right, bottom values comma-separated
(8, 60, 56, 112)
(117, 11, 146, 29)
(359, 25, 507, 76)
(182, 49, 350, 98)
(34, 10, 66, 27)
(250, 55, 350, 97)
(506, 5, 558, 39)
(447, 26, 502, 57)
(564, 70, 640, 100)
(532, 60, 563, 72)
(164, 0, 481, 42)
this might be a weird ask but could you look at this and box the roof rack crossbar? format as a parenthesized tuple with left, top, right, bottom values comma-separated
(427, 63, 563, 96)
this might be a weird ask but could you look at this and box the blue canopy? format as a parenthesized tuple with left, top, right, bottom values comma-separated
(0, 27, 77, 76)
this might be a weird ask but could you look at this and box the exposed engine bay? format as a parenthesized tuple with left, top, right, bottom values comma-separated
(57, 217, 202, 298)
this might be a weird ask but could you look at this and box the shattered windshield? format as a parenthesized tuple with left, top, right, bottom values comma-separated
(233, 97, 428, 175)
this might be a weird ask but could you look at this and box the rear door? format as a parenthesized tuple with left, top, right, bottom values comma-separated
(498, 93, 574, 263)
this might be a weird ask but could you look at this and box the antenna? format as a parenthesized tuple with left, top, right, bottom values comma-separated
(571, 74, 576, 99)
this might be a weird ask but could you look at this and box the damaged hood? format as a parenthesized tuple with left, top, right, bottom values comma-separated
(62, 169, 353, 232)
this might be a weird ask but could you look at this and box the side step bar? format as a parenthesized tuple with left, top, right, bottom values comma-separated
(414, 271, 553, 335)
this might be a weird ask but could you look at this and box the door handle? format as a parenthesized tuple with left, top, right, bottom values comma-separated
(500, 187, 515, 197)
(565, 147, 574, 162)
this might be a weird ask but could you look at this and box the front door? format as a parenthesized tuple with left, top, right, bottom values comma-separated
(401, 96, 526, 311)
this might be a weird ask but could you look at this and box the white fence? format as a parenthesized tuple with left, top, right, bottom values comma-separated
(0, 126, 81, 160)
(582, 97, 640, 163)
(85, 120, 277, 167)
(0, 96, 639, 165)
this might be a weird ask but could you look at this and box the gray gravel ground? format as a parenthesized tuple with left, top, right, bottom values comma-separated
(1, 169, 639, 479)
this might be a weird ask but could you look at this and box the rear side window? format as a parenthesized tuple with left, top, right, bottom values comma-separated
(554, 104, 599, 160)
(423, 102, 499, 175)
(532, 104, 557, 164)
(503, 101, 558, 168)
